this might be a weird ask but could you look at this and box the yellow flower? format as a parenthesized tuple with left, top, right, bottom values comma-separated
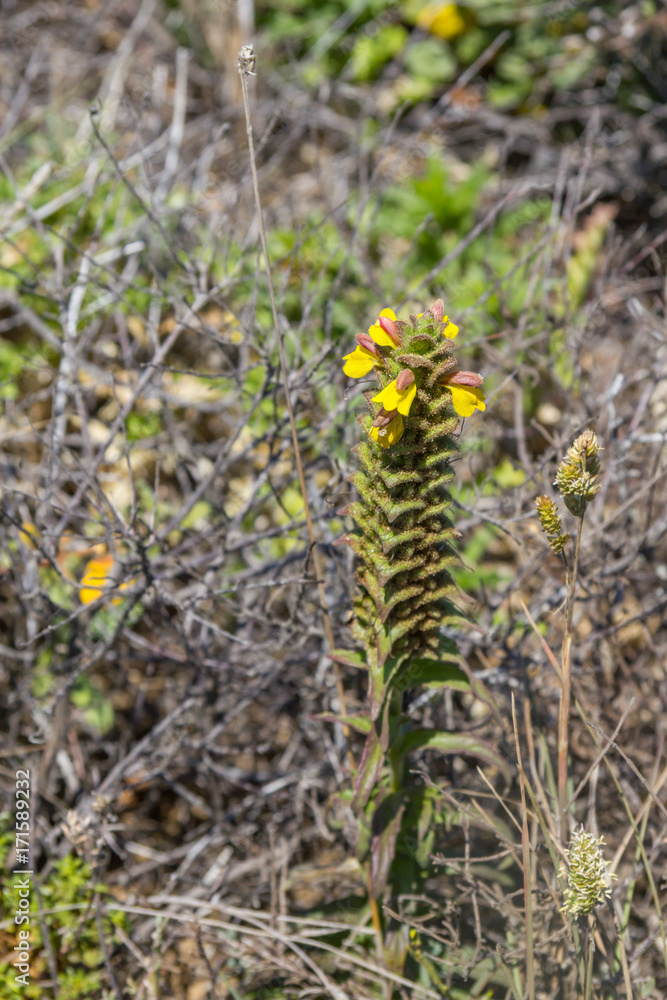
(442, 316, 458, 339)
(438, 370, 485, 417)
(80, 553, 115, 604)
(417, 3, 466, 40)
(370, 413, 404, 448)
(342, 308, 400, 377)
(372, 370, 417, 416)
(449, 385, 485, 417)
(342, 342, 380, 377)
(368, 307, 399, 347)
(19, 522, 40, 549)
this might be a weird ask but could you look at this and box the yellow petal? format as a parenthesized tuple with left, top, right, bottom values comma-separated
(372, 379, 417, 416)
(342, 345, 377, 377)
(370, 414, 404, 449)
(368, 307, 398, 347)
(19, 522, 40, 549)
(443, 316, 459, 339)
(417, 3, 465, 40)
(80, 553, 114, 604)
(112, 577, 136, 606)
(449, 385, 486, 417)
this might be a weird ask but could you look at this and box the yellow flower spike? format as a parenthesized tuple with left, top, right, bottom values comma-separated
(449, 385, 486, 417)
(373, 370, 417, 416)
(368, 307, 399, 347)
(80, 553, 115, 604)
(370, 413, 404, 448)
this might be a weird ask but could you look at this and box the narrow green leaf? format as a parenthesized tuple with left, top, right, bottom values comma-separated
(394, 728, 512, 784)
(397, 657, 471, 692)
(352, 727, 384, 811)
(314, 712, 372, 735)
(329, 648, 367, 670)
(370, 792, 405, 898)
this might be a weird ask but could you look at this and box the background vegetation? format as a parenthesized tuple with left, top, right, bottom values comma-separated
(0, 0, 666, 997)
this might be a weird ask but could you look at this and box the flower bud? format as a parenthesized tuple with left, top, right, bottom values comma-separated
(372, 407, 398, 428)
(356, 332, 379, 354)
(443, 370, 483, 388)
(429, 299, 444, 321)
(396, 369, 415, 391)
(378, 315, 401, 345)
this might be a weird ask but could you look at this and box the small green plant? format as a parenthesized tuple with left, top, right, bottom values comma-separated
(0, 826, 126, 1000)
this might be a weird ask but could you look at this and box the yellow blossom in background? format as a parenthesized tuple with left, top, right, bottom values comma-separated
(19, 522, 40, 549)
(370, 413, 404, 448)
(417, 2, 465, 39)
(113, 578, 134, 605)
(80, 553, 115, 604)
(448, 384, 485, 417)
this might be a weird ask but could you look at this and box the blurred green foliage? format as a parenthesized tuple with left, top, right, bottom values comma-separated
(0, 824, 126, 999)
(252, 0, 653, 113)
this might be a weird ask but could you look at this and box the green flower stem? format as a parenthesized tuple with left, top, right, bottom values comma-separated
(558, 515, 584, 840)
(583, 917, 594, 1000)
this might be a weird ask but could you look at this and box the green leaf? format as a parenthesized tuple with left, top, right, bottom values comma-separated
(70, 677, 115, 735)
(393, 728, 512, 784)
(329, 648, 368, 670)
(370, 791, 405, 898)
(181, 500, 212, 530)
(495, 457, 526, 488)
(396, 657, 471, 692)
(352, 727, 384, 812)
(315, 713, 372, 735)
(403, 38, 457, 85)
(348, 24, 408, 82)
(125, 409, 162, 440)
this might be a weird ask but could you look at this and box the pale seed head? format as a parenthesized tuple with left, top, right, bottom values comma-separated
(554, 429, 601, 517)
(562, 828, 614, 917)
